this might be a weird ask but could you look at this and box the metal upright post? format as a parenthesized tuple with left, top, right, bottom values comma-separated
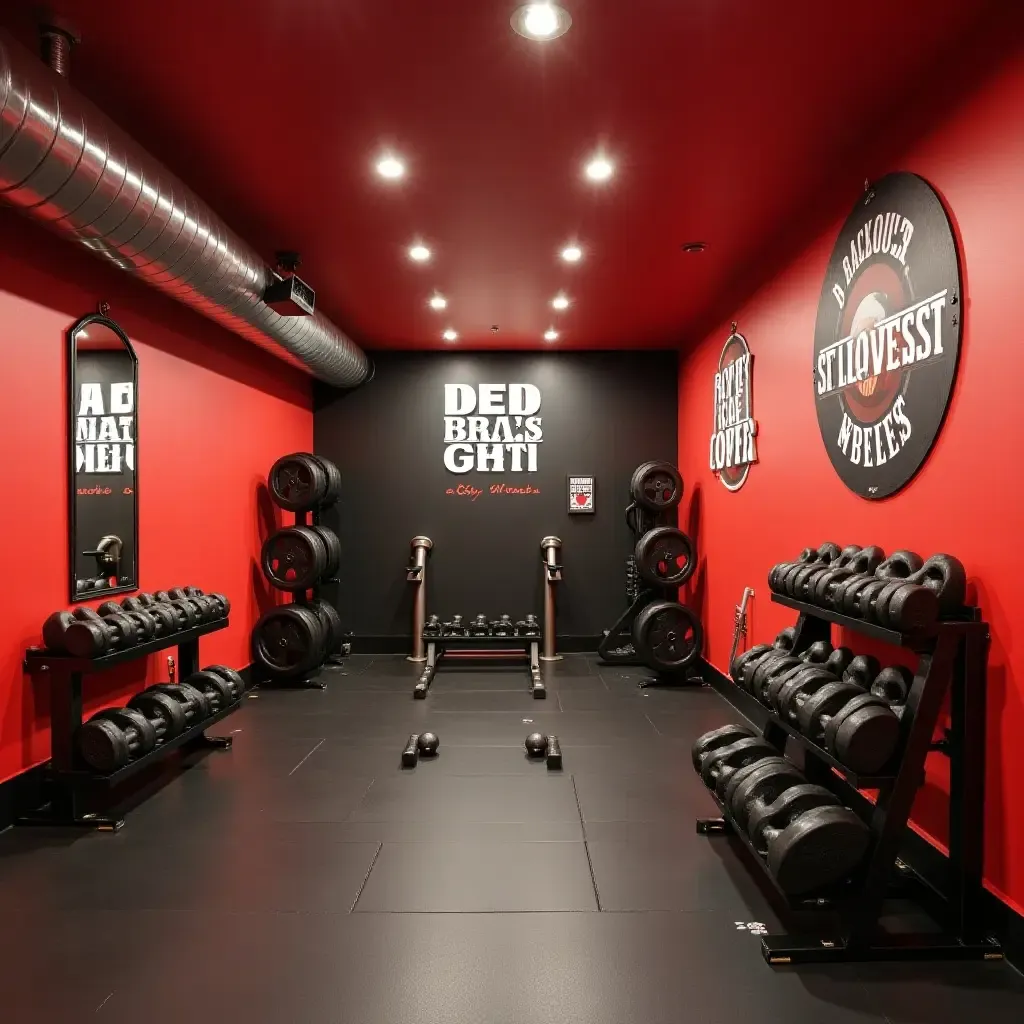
(540, 536, 562, 662)
(407, 536, 433, 662)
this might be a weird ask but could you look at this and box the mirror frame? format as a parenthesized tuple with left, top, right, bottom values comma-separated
(67, 312, 140, 603)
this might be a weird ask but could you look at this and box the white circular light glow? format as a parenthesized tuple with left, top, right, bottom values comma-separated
(560, 245, 582, 263)
(429, 294, 448, 310)
(512, 4, 572, 41)
(443, 329, 458, 342)
(376, 155, 405, 180)
(409, 244, 431, 262)
(552, 294, 570, 310)
(585, 155, 614, 182)
(544, 329, 559, 342)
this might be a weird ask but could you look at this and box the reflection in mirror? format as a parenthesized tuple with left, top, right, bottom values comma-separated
(68, 314, 138, 602)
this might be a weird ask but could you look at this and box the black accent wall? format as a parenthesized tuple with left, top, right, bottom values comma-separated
(314, 351, 677, 644)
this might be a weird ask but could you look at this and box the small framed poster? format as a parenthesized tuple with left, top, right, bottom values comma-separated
(568, 475, 595, 513)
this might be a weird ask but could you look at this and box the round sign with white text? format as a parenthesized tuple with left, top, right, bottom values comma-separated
(813, 173, 962, 499)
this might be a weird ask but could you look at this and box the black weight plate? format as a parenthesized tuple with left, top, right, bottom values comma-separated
(630, 461, 683, 512)
(309, 598, 344, 656)
(301, 452, 342, 507)
(767, 806, 871, 896)
(690, 724, 755, 773)
(128, 689, 187, 738)
(309, 526, 342, 580)
(268, 452, 328, 512)
(261, 526, 329, 592)
(631, 599, 703, 672)
(252, 605, 326, 679)
(634, 527, 696, 588)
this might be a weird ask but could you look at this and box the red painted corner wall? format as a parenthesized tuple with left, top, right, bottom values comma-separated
(677, 55, 1024, 911)
(0, 210, 312, 785)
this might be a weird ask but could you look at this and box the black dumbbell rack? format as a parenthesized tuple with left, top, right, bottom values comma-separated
(701, 592, 1001, 965)
(257, 506, 342, 691)
(414, 628, 545, 699)
(20, 616, 235, 831)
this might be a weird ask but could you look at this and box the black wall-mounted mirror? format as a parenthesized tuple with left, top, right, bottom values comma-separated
(68, 313, 138, 602)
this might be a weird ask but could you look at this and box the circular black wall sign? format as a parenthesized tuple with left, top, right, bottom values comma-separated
(813, 172, 962, 499)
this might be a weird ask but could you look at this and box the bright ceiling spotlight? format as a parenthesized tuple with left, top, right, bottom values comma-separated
(584, 154, 614, 182)
(429, 294, 448, 310)
(375, 154, 406, 180)
(544, 328, 559, 341)
(443, 328, 458, 341)
(408, 244, 431, 262)
(552, 294, 570, 310)
(560, 244, 582, 263)
(511, 3, 572, 41)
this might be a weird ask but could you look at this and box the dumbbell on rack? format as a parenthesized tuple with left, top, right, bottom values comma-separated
(468, 614, 491, 637)
(692, 725, 871, 896)
(43, 606, 139, 657)
(516, 614, 541, 637)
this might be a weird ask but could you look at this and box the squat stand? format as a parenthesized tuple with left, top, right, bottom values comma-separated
(702, 592, 1000, 965)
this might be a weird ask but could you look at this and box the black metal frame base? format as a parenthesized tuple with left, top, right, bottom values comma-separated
(415, 636, 545, 699)
(760, 933, 1004, 966)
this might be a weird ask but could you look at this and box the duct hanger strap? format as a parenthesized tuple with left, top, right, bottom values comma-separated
(0, 30, 369, 388)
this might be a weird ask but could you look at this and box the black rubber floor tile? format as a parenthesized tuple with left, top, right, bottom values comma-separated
(574, 770, 715, 822)
(348, 773, 581, 822)
(427, 688, 548, 712)
(0, 833, 379, 913)
(587, 833, 779, 920)
(646, 705, 750, 740)
(355, 840, 597, 912)
(82, 911, 888, 1024)
(850, 960, 1024, 1023)
(317, 819, 586, 843)
(418, 667, 536, 691)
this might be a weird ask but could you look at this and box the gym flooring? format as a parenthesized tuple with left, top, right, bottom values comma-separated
(0, 655, 1022, 1022)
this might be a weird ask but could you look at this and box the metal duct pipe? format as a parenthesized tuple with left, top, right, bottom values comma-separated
(0, 30, 369, 388)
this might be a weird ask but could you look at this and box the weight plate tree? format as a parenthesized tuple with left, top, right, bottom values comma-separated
(252, 452, 347, 686)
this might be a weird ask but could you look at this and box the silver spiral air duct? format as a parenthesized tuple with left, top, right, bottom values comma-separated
(0, 30, 370, 388)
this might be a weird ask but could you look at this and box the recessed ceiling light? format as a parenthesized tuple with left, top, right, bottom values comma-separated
(552, 294, 570, 310)
(409, 244, 431, 262)
(443, 328, 458, 342)
(376, 154, 406, 180)
(681, 241, 707, 253)
(429, 294, 448, 310)
(584, 155, 614, 182)
(511, 3, 572, 41)
(544, 328, 559, 342)
(560, 244, 582, 263)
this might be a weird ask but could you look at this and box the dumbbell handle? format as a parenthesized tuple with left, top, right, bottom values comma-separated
(545, 735, 562, 770)
(402, 734, 420, 768)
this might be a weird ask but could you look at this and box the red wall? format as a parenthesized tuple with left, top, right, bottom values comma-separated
(678, 54, 1024, 911)
(0, 210, 312, 784)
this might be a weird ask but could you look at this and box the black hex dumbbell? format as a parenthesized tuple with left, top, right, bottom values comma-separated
(469, 614, 491, 637)
(98, 601, 157, 642)
(423, 614, 443, 638)
(42, 606, 139, 657)
(729, 761, 870, 895)
(77, 706, 159, 773)
(491, 614, 515, 637)
(129, 682, 210, 733)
